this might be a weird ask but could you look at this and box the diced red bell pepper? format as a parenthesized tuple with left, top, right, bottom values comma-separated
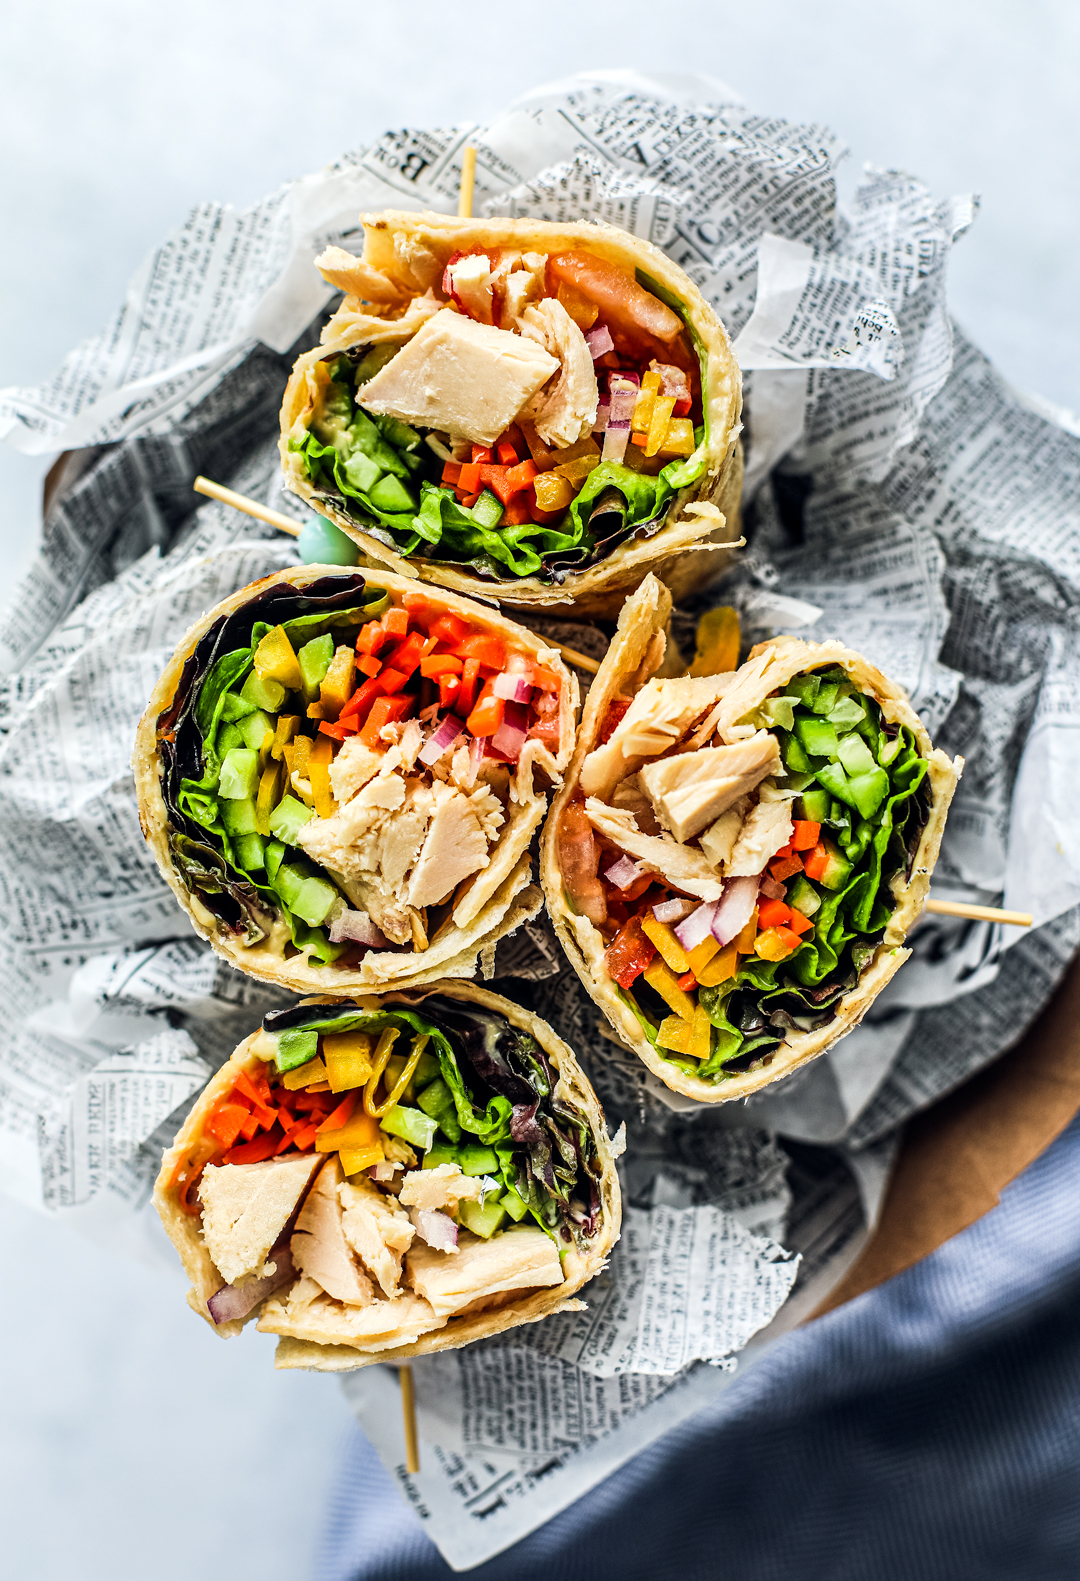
(600, 698, 631, 744)
(356, 621, 387, 656)
(438, 673, 462, 710)
(420, 653, 463, 678)
(477, 459, 538, 505)
(458, 657, 481, 716)
(467, 688, 505, 738)
(772, 925, 804, 955)
(382, 606, 409, 637)
(802, 843, 830, 883)
(502, 495, 531, 525)
(532, 666, 561, 692)
(318, 719, 357, 741)
(340, 675, 385, 722)
(223, 1127, 283, 1165)
(787, 908, 815, 936)
(528, 689, 560, 749)
(460, 633, 506, 669)
(287, 1121, 319, 1152)
(441, 461, 462, 488)
(758, 897, 793, 930)
(496, 439, 520, 465)
(461, 491, 481, 510)
(377, 668, 407, 695)
(384, 630, 428, 680)
(431, 613, 469, 645)
(317, 1091, 358, 1133)
(676, 970, 697, 992)
(357, 654, 382, 678)
(233, 1069, 277, 1127)
(359, 695, 413, 749)
(237, 1109, 261, 1142)
(471, 445, 495, 465)
(792, 820, 821, 851)
(205, 1101, 250, 1149)
(457, 462, 481, 495)
(769, 851, 804, 882)
(603, 916, 656, 989)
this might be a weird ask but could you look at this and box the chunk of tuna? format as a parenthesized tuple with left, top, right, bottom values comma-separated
(517, 298, 598, 447)
(727, 798, 794, 877)
(359, 309, 559, 446)
(406, 780, 491, 909)
(199, 1154, 322, 1286)
(638, 732, 781, 843)
(406, 1226, 564, 1319)
(258, 1289, 446, 1351)
(290, 1158, 374, 1307)
(398, 1162, 484, 1213)
(339, 1175, 415, 1298)
(699, 798, 749, 871)
(314, 245, 406, 305)
(580, 674, 735, 801)
(584, 799, 723, 900)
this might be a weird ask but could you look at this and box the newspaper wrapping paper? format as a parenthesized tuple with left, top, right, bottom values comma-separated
(0, 69, 1078, 1567)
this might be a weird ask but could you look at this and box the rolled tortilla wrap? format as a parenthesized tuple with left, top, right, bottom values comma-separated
(153, 983, 621, 1370)
(541, 575, 963, 1103)
(134, 566, 575, 995)
(280, 211, 743, 617)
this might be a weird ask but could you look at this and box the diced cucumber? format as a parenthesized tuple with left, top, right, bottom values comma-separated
(417, 1077, 463, 1144)
(784, 673, 819, 709)
(811, 680, 841, 715)
(457, 1144, 500, 1177)
(499, 1184, 530, 1223)
(787, 873, 822, 918)
(756, 696, 795, 731)
(794, 713, 840, 759)
(411, 1049, 441, 1092)
(292, 875, 339, 926)
(241, 670, 287, 712)
(238, 708, 276, 751)
(353, 343, 399, 385)
(817, 842, 854, 891)
(422, 1143, 458, 1170)
(219, 747, 259, 800)
(368, 473, 417, 513)
(268, 793, 314, 846)
(816, 761, 856, 808)
(344, 450, 382, 495)
(276, 1027, 320, 1073)
(381, 1104, 439, 1151)
(220, 690, 256, 723)
(298, 633, 335, 703)
(470, 489, 504, 529)
(234, 832, 266, 871)
(376, 413, 423, 452)
(785, 770, 816, 792)
(828, 695, 867, 730)
(798, 787, 831, 824)
(218, 721, 244, 755)
(458, 1198, 507, 1240)
(265, 839, 286, 884)
(274, 861, 306, 908)
(782, 732, 813, 773)
(836, 733, 877, 777)
(847, 767, 890, 819)
(220, 796, 259, 836)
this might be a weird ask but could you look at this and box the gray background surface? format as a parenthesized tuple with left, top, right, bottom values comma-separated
(1, 3, 1078, 1576)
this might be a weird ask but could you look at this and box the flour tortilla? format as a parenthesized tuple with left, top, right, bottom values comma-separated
(540, 574, 963, 1102)
(280, 211, 743, 618)
(133, 565, 575, 995)
(152, 982, 621, 1369)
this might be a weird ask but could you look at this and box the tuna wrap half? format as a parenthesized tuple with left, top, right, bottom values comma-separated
(280, 211, 743, 618)
(540, 575, 963, 1103)
(154, 984, 621, 1370)
(134, 566, 576, 995)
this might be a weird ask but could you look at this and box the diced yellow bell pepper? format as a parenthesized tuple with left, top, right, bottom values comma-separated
(270, 714, 301, 761)
(257, 728, 275, 773)
(556, 281, 599, 330)
(657, 1003, 713, 1059)
(696, 940, 739, 987)
(644, 956, 695, 1022)
(254, 625, 303, 691)
(308, 733, 337, 820)
(288, 734, 312, 778)
(689, 605, 741, 677)
(255, 761, 282, 836)
(657, 417, 696, 459)
(754, 926, 800, 962)
(631, 368, 662, 434)
(307, 700, 328, 720)
(319, 645, 356, 720)
(645, 395, 677, 457)
(553, 453, 601, 487)
(641, 914, 690, 974)
(735, 907, 759, 955)
(281, 1055, 329, 1090)
(322, 1031, 374, 1093)
(534, 472, 575, 513)
(687, 934, 720, 976)
(316, 1105, 382, 1153)
(339, 1144, 386, 1176)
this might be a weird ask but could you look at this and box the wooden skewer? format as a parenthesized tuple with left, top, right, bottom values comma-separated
(457, 144, 477, 220)
(555, 643, 601, 674)
(400, 1364, 420, 1474)
(194, 475, 301, 535)
(926, 898, 1032, 927)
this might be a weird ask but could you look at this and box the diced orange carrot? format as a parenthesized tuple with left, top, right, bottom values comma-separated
(382, 606, 409, 637)
(787, 908, 814, 936)
(758, 897, 792, 930)
(359, 695, 413, 750)
(357, 654, 381, 678)
(420, 653, 463, 678)
(467, 691, 505, 737)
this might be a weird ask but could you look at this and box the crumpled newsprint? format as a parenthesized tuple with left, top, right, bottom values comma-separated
(1, 68, 1079, 1570)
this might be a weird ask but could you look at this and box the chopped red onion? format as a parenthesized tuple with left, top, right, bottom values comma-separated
(652, 897, 697, 924)
(653, 362, 690, 401)
(493, 672, 534, 703)
(759, 873, 787, 901)
(414, 1208, 459, 1253)
(610, 368, 640, 389)
(608, 377, 639, 422)
(604, 854, 644, 890)
(593, 401, 610, 434)
(674, 901, 719, 951)
(460, 732, 484, 787)
(711, 877, 760, 946)
(585, 323, 615, 360)
(490, 700, 529, 761)
(602, 422, 630, 465)
(207, 1246, 296, 1325)
(329, 909, 389, 947)
(418, 713, 466, 766)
